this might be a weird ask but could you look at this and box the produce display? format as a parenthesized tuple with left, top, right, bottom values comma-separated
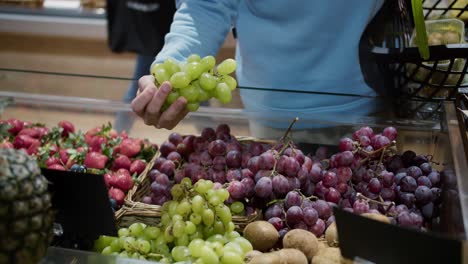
(0, 148, 54, 264)
(151, 54, 237, 112)
(0, 119, 158, 210)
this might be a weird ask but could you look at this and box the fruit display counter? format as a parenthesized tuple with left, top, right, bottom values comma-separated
(1, 73, 467, 263)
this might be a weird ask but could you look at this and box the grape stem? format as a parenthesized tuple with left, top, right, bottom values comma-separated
(357, 192, 395, 208)
(279, 117, 299, 143)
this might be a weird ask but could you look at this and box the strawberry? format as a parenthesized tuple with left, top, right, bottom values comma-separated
(37, 127, 49, 139)
(49, 144, 59, 155)
(59, 149, 69, 164)
(27, 139, 41, 155)
(89, 136, 107, 152)
(119, 138, 141, 158)
(58, 120, 75, 137)
(7, 118, 24, 135)
(114, 168, 134, 191)
(84, 152, 108, 169)
(113, 155, 131, 170)
(103, 172, 114, 188)
(13, 135, 37, 149)
(46, 156, 61, 167)
(18, 128, 41, 139)
(108, 187, 125, 206)
(77, 147, 87, 154)
(109, 129, 118, 139)
(120, 131, 129, 139)
(130, 159, 147, 175)
(48, 164, 66, 171)
(85, 127, 101, 145)
(112, 145, 121, 157)
(0, 141, 13, 149)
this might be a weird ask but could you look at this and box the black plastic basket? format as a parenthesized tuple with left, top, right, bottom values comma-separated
(362, 0, 468, 120)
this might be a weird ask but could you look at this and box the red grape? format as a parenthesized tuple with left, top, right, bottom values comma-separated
(212, 170, 226, 183)
(381, 170, 395, 187)
(285, 191, 303, 209)
(322, 171, 338, 188)
(212, 156, 226, 171)
(208, 140, 226, 156)
(325, 187, 341, 203)
(226, 142, 242, 152)
(312, 200, 332, 219)
(159, 141, 176, 157)
(255, 170, 271, 182)
(254, 177, 273, 198)
(371, 135, 390, 150)
(153, 157, 166, 170)
(310, 164, 322, 183)
(200, 151, 212, 166)
(353, 200, 369, 214)
(339, 137, 354, 152)
(168, 132, 183, 145)
(155, 173, 170, 185)
(286, 206, 303, 226)
(142, 196, 152, 204)
(272, 174, 290, 196)
(241, 177, 255, 197)
(188, 152, 201, 165)
(268, 217, 284, 231)
(215, 123, 230, 135)
(314, 181, 329, 199)
(182, 135, 195, 153)
(303, 156, 313, 171)
(227, 180, 245, 199)
(417, 176, 432, 188)
(201, 127, 216, 141)
(226, 169, 242, 182)
(148, 169, 161, 181)
(241, 151, 252, 168)
(353, 126, 374, 140)
(226, 150, 242, 168)
(336, 151, 353, 167)
(174, 169, 185, 183)
(359, 135, 371, 147)
(368, 178, 382, 194)
(193, 136, 208, 152)
(241, 168, 254, 179)
(336, 166, 352, 183)
(380, 187, 395, 201)
(249, 142, 264, 156)
(309, 219, 326, 237)
(383, 126, 397, 141)
(283, 157, 300, 177)
(400, 176, 417, 192)
(336, 182, 348, 194)
(167, 151, 182, 163)
(247, 156, 261, 174)
(159, 160, 175, 177)
(265, 203, 284, 219)
(303, 207, 319, 226)
(259, 152, 276, 170)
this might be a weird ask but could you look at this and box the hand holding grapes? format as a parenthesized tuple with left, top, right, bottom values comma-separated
(131, 75, 189, 129)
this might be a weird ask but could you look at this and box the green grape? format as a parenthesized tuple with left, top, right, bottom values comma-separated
(213, 220, 225, 235)
(217, 189, 230, 202)
(143, 226, 160, 240)
(161, 201, 170, 212)
(215, 82, 232, 104)
(223, 242, 243, 255)
(209, 241, 225, 257)
(197, 85, 212, 101)
(191, 195, 204, 213)
(172, 214, 183, 223)
(179, 62, 188, 72)
(137, 239, 151, 254)
(154, 235, 166, 246)
(163, 59, 181, 75)
(216, 205, 232, 223)
(233, 237, 253, 254)
(221, 251, 243, 264)
(164, 226, 174, 243)
(119, 251, 129, 258)
(209, 195, 222, 206)
(200, 246, 219, 264)
(225, 231, 241, 240)
(226, 221, 236, 233)
(186, 102, 200, 112)
(129, 223, 145, 237)
(190, 213, 202, 225)
(187, 54, 201, 63)
(181, 177, 192, 187)
(222, 75, 237, 90)
(176, 234, 190, 247)
(199, 72, 218, 90)
(205, 180, 214, 189)
(172, 246, 191, 262)
(101, 246, 113, 255)
(94, 235, 116, 252)
(202, 208, 215, 226)
(160, 257, 172, 264)
(170, 184, 184, 199)
(186, 62, 205, 80)
(216, 58, 237, 75)
(154, 68, 171, 84)
(185, 221, 197, 235)
(230, 202, 244, 214)
(207, 234, 227, 244)
(194, 258, 204, 264)
(170, 72, 191, 89)
(200, 55, 216, 71)
(110, 238, 122, 252)
(203, 225, 215, 238)
(150, 63, 162, 76)
(123, 237, 136, 252)
(173, 220, 186, 238)
(169, 201, 179, 216)
(166, 91, 180, 105)
(190, 230, 203, 240)
(195, 180, 209, 194)
(180, 85, 199, 103)
(130, 252, 141, 259)
(188, 239, 205, 257)
(118, 228, 129, 238)
(161, 214, 171, 226)
(177, 200, 192, 216)
(206, 189, 215, 199)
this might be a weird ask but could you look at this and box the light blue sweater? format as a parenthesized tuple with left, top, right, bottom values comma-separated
(155, 0, 384, 128)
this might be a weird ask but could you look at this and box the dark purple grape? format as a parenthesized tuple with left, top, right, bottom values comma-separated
(415, 186, 433, 205)
(431, 187, 442, 204)
(368, 178, 382, 194)
(309, 219, 326, 237)
(336, 166, 352, 183)
(400, 150, 415, 166)
(286, 206, 303, 226)
(188, 152, 201, 165)
(394, 172, 407, 185)
(191, 169, 207, 183)
(336, 182, 348, 194)
(160, 141, 176, 157)
(212, 170, 226, 184)
(226, 169, 242, 182)
(241, 152, 252, 168)
(208, 140, 226, 156)
(265, 203, 284, 220)
(410, 212, 423, 228)
(421, 202, 434, 219)
(303, 207, 319, 226)
(248, 142, 264, 156)
(226, 150, 242, 168)
(381, 170, 395, 187)
(278, 228, 289, 241)
(182, 135, 195, 153)
(294, 222, 308, 230)
(322, 171, 338, 188)
(142, 196, 152, 204)
(395, 204, 408, 214)
(399, 192, 415, 208)
(427, 171, 441, 187)
(288, 177, 301, 191)
(159, 160, 175, 177)
(386, 155, 404, 173)
(336, 151, 354, 167)
(353, 200, 369, 214)
(200, 151, 213, 166)
(383, 126, 397, 141)
(353, 126, 374, 140)
(312, 200, 332, 219)
(339, 137, 354, 152)
(291, 149, 305, 165)
(259, 152, 276, 170)
(247, 156, 261, 174)
(352, 167, 365, 183)
(417, 176, 432, 188)
(325, 188, 341, 204)
(167, 151, 182, 163)
(371, 135, 390, 150)
(285, 191, 302, 209)
(241, 168, 254, 179)
(283, 157, 300, 177)
(310, 164, 323, 183)
(151, 182, 167, 194)
(314, 181, 329, 199)
(272, 174, 290, 196)
(241, 177, 255, 197)
(168, 132, 183, 146)
(155, 173, 170, 185)
(355, 182, 368, 194)
(212, 156, 226, 171)
(227, 181, 245, 199)
(215, 124, 230, 135)
(380, 187, 396, 201)
(254, 177, 272, 198)
(226, 142, 242, 153)
(397, 211, 413, 227)
(362, 169, 374, 183)
(406, 166, 422, 179)
(315, 146, 328, 160)
(148, 169, 161, 182)
(153, 157, 166, 170)
(441, 169, 457, 189)
(413, 155, 429, 167)
(255, 170, 271, 183)
(400, 176, 417, 192)
(174, 170, 185, 183)
(419, 163, 432, 175)
(201, 127, 216, 141)
(268, 217, 284, 231)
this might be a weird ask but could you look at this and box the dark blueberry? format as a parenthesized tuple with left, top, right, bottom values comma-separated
(109, 198, 117, 209)
(70, 164, 80, 172)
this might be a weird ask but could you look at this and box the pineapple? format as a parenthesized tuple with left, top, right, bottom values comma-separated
(0, 148, 54, 264)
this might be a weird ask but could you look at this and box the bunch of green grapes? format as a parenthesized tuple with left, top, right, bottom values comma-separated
(157, 178, 252, 264)
(93, 222, 166, 262)
(151, 54, 237, 112)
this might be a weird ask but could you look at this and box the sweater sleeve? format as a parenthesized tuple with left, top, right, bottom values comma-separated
(154, 0, 239, 64)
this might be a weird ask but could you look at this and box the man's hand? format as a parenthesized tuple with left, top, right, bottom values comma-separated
(131, 75, 188, 129)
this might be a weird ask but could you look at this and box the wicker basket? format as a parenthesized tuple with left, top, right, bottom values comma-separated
(0, 0, 43, 6)
(122, 136, 275, 231)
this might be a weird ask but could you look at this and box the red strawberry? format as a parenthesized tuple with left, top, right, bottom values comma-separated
(130, 159, 147, 175)
(108, 187, 125, 206)
(109, 129, 118, 139)
(46, 156, 61, 167)
(89, 136, 107, 152)
(18, 128, 41, 139)
(58, 120, 75, 137)
(0, 141, 13, 149)
(77, 147, 87, 154)
(113, 155, 131, 170)
(120, 131, 129, 139)
(112, 145, 121, 157)
(27, 139, 41, 155)
(49, 144, 59, 155)
(119, 138, 141, 158)
(114, 168, 133, 191)
(59, 149, 69, 164)
(13, 135, 36, 149)
(85, 127, 101, 145)
(84, 152, 108, 169)
(103, 172, 115, 188)
(37, 127, 49, 139)
(7, 118, 24, 135)
(48, 164, 66, 171)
